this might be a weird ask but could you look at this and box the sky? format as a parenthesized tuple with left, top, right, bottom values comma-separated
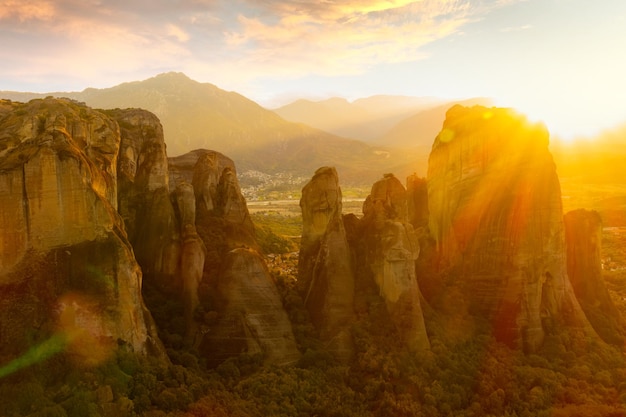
(1, 0, 626, 140)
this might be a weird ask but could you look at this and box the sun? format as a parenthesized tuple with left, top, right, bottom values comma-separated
(495, 98, 598, 144)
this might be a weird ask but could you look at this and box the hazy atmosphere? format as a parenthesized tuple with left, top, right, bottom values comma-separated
(2, 0, 626, 138)
(2, 2, 626, 417)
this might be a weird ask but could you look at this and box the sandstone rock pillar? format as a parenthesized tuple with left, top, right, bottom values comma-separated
(299, 167, 355, 360)
(173, 182, 206, 341)
(426, 105, 593, 352)
(564, 209, 623, 344)
(361, 174, 430, 351)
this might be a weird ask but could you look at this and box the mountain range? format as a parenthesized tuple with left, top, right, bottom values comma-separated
(0, 73, 485, 185)
(3, 72, 625, 199)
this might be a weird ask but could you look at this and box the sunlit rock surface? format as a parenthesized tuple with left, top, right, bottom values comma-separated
(298, 167, 355, 360)
(426, 105, 592, 352)
(0, 98, 162, 359)
(564, 209, 624, 344)
(359, 174, 429, 351)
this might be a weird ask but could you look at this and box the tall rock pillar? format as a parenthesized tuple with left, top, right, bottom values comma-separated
(360, 174, 430, 351)
(426, 105, 593, 352)
(564, 209, 623, 344)
(299, 167, 355, 360)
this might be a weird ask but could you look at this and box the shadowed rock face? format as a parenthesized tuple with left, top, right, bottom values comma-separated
(173, 182, 206, 340)
(202, 248, 301, 366)
(170, 150, 299, 365)
(427, 105, 592, 352)
(173, 150, 256, 248)
(0, 98, 162, 359)
(299, 167, 355, 360)
(564, 209, 624, 344)
(111, 108, 179, 277)
(192, 152, 220, 213)
(359, 174, 429, 351)
(406, 174, 429, 231)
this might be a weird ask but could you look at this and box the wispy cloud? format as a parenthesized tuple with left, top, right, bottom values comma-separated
(500, 23, 532, 32)
(0, 0, 523, 90)
(221, 0, 518, 78)
(0, 0, 55, 22)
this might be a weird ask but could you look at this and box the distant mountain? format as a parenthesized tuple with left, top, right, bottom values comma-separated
(0, 73, 423, 186)
(376, 97, 493, 148)
(273, 95, 445, 142)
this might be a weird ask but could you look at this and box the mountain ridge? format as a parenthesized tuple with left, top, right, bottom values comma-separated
(0, 72, 423, 187)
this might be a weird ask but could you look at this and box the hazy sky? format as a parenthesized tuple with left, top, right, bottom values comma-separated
(1, 0, 625, 139)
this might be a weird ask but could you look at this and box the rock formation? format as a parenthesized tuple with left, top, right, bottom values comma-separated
(359, 174, 430, 351)
(406, 174, 430, 232)
(406, 174, 438, 301)
(0, 98, 162, 361)
(564, 209, 624, 344)
(426, 105, 592, 352)
(170, 150, 300, 365)
(202, 248, 301, 366)
(110, 108, 179, 278)
(298, 167, 355, 360)
(173, 182, 207, 340)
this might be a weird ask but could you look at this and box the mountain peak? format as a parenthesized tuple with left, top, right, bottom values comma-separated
(152, 71, 194, 83)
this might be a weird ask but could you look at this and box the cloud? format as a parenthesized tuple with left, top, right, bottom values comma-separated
(0, 0, 220, 89)
(167, 24, 191, 42)
(0, 0, 55, 22)
(221, 0, 503, 78)
(0, 0, 525, 92)
(500, 24, 532, 32)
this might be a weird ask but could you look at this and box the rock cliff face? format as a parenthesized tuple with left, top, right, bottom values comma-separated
(426, 105, 591, 352)
(564, 209, 624, 344)
(0, 98, 161, 360)
(406, 174, 429, 232)
(202, 248, 301, 366)
(193, 153, 256, 247)
(298, 167, 355, 359)
(170, 150, 300, 365)
(358, 174, 429, 351)
(172, 182, 207, 339)
(110, 108, 179, 277)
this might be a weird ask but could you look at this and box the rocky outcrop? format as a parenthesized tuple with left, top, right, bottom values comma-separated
(0, 98, 162, 360)
(359, 174, 429, 351)
(110, 108, 179, 277)
(170, 150, 300, 365)
(173, 182, 206, 339)
(426, 105, 592, 352)
(406, 174, 429, 232)
(564, 209, 624, 344)
(172, 150, 256, 248)
(298, 167, 355, 359)
(201, 248, 300, 366)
